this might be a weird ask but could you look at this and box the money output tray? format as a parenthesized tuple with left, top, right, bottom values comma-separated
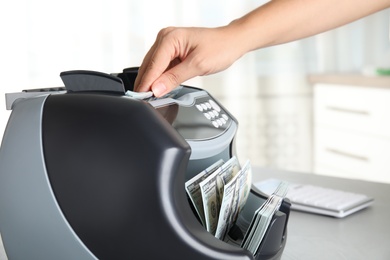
(0, 68, 290, 260)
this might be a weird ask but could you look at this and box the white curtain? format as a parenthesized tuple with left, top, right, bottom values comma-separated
(0, 0, 388, 173)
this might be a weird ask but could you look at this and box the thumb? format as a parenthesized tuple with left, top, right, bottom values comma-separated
(151, 62, 196, 97)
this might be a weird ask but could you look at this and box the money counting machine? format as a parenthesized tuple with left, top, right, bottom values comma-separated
(0, 68, 290, 259)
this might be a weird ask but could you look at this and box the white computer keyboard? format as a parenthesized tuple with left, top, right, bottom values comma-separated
(255, 179, 374, 218)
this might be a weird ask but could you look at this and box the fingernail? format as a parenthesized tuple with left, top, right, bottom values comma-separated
(152, 82, 167, 97)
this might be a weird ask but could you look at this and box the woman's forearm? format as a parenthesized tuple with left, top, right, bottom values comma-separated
(229, 0, 390, 53)
(135, 0, 390, 96)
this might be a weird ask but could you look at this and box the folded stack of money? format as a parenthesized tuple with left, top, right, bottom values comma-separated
(124, 86, 183, 101)
(241, 181, 289, 255)
(185, 156, 252, 241)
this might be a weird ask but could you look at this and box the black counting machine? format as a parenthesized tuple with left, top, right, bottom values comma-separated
(0, 68, 290, 259)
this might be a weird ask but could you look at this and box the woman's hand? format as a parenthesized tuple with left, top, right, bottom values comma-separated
(134, 26, 245, 97)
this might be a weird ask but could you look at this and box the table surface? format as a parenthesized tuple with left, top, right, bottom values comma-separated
(252, 167, 390, 260)
(1, 167, 389, 260)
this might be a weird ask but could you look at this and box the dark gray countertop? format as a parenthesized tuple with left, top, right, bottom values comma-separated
(252, 167, 390, 260)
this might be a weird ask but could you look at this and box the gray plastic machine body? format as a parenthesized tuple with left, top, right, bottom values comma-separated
(0, 69, 289, 259)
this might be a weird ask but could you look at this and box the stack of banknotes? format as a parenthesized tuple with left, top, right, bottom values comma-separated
(241, 181, 288, 255)
(185, 156, 252, 241)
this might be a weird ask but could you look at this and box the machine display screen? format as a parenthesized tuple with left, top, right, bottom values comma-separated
(155, 98, 231, 140)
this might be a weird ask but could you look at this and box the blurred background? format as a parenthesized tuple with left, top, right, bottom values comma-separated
(0, 0, 389, 181)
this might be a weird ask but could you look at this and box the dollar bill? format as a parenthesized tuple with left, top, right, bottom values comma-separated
(218, 156, 240, 184)
(199, 156, 241, 235)
(215, 156, 240, 208)
(124, 90, 153, 99)
(185, 159, 224, 226)
(215, 160, 252, 240)
(145, 86, 183, 101)
(229, 160, 252, 226)
(199, 168, 222, 235)
(214, 171, 239, 240)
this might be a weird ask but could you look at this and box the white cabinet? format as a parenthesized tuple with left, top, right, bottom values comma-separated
(313, 78, 390, 184)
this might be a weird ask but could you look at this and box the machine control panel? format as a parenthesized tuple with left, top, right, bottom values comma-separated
(195, 98, 229, 129)
(153, 93, 233, 141)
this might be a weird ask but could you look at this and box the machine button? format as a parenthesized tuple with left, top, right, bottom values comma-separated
(209, 99, 221, 112)
(212, 121, 219, 128)
(208, 111, 216, 118)
(196, 104, 203, 112)
(204, 112, 211, 120)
